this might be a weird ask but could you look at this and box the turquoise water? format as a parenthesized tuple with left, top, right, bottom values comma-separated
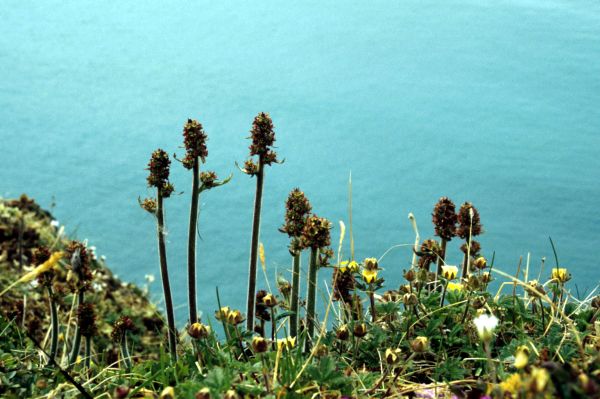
(2, 1, 599, 323)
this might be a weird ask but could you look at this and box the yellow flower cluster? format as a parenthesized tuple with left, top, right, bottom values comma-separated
(215, 306, 244, 325)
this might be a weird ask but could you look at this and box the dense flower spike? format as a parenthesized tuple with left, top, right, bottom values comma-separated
(182, 119, 208, 169)
(332, 267, 355, 305)
(432, 197, 458, 241)
(456, 202, 483, 239)
(280, 188, 312, 241)
(111, 316, 135, 343)
(77, 302, 97, 338)
(147, 149, 174, 197)
(249, 112, 278, 164)
(416, 239, 441, 269)
(300, 215, 332, 250)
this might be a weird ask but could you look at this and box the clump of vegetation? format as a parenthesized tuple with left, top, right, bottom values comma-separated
(0, 114, 599, 398)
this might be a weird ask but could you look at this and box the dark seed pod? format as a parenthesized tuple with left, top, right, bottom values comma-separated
(353, 323, 367, 338)
(432, 197, 457, 241)
(249, 112, 277, 164)
(456, 202, 483, 239)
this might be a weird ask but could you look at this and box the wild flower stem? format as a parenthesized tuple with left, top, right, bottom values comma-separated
(84, 336, 91, 369)
(68, 290, 84, 365)
(246, 159, 264, 331)
(47, 286, 58, 364)
(121, 333, 132, 370)
(290, 252, 301, 338)
(157, 191, 177, 362)
(187, 158, 200, 325)
(369, 289, 377, 322)
(304, 248, 318, 351)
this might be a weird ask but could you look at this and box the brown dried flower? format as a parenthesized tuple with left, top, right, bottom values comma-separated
(432, 197, 457, 241)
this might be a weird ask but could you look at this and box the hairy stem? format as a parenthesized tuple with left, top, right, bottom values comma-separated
(157, 191, 177, 361)
(305, 248, 319, 351)
(246, 159, 265, 331)
(187, 159, 200, 325)
(290, 252, 301, 337)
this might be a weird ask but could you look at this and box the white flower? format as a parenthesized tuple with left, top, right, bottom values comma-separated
(473, 313, 498, 342)
(50, 220, 60, 228)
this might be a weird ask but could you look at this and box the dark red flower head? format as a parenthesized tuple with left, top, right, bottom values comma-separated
(432, 197, 457, 241)
(182, 119, 208, 169)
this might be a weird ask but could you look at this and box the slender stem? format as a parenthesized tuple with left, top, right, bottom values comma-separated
(47, 286, 59, 364)
(439, 280, 448, 307)
(539, 297, 546, 331)
(121, 333, 132, 370)
(270, 307, 276, 349)
(68, 290, 84, 366)
(246, 159, 265, 331)
(290, 252, 301, 337)
(305, 248, 319, 351)
(369, 290, 377, 322)
(157, 191, 177, 362)
(84, 336, 91, 369)
(435, 239, 447, 290)
(187, 158, 200, 325)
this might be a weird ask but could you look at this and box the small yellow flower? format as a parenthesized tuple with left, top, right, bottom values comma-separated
(446, 282, 463, 292)
(551, 268, 571, 283)
(514, 345, 529, 369)
(410, 336, 429, 353)
(500, 373, 522, 394)
(276, 336, 296, 351)
(339, 260, 359, 273)
(385, 348, 401, 365)
(473, 256, 487, 270)
(529, 367, 550, 393)
(441, 265, 458, 280)
(195, 388, 211, 399)
(188, 322, 210, 339)
(336, 324, 349, 340)
(226, 310, 244, 325)
(262, 293, 277, 307)
(215, 306, 231, 321)
(362, 268, 378, 283)
(251, 336, 268, 353)
(353, 323, 368, 338)
(160, 386, 175, 399)
(364, 257, 379, 271)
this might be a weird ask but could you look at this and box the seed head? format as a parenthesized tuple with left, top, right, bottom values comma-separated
(249, 112, 278, 165)
(77, 302, 97, 338)
(300, 214, 332, 250)
(182, 119, 208, 169)
(147, 149, 174, 197)
(432, 197, 457, 241)
(111, 316, 135, 342)
(280, 189, 312, 244)
(456, 202, 483, 239)
(140, 197, 158, 214)
(199, 171, 218, 188)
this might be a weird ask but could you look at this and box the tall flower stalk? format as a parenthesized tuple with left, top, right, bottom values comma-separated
(67, 242, 93, 366)
(300, 214, 331, 351)
(456, 202, 482, 279)
(432, 197, 457, 289)
(279, 188, 312, 338)
(112, 316, 134, 370)
(77, 303, 97, 369)
(240, 113, 280, 332)
(34, 247, 58, 364)
(145, 149, 177, 361)
(179, 119, 230, 325)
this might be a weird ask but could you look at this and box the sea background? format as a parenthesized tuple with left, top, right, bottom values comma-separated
(1, 0, 599, 324)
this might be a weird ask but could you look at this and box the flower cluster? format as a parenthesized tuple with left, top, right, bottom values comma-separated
(432, 197, 457, 241)
(111, 316, 135, 343)
(248, 112, 278, 165)
(147, 149, 174, 197)
(280, 188, 312, 253)
(77, 302, 97, 338)
(182, 119, 208, 169)
(300, 214, 332, 250)
(215, 306, 244, 326)
(455, 202, 483, 239)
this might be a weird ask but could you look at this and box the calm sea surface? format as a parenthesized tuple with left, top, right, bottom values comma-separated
(1, 1, 599, 323)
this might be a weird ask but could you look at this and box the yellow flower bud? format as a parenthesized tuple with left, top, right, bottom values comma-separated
(410, 336, 429, 353)
(251, 336, 268, 353)
(160, 386, 175, 399)
(441, 265, 458, 280)
(262, 293, 277, 307)
(551, 268, 571, 283)
(188, 322, 210, 339)
(364, 257, 378, 271)
(385, 348, 401, 365)
(473, 257, 487, 270)
(362, 268, 378, 284)
(514, 345, 529, 369)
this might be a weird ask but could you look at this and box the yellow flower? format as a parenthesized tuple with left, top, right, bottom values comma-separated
(262, 293, 277, 307)
(188, 322, 210, 339)
(276, 336, 296, 351)
(1, 251, 64, 296)
(226, 310, 244, 325)
(215, 306, 231, 321)
(500, 373, 522, 394)
(339, 260, 359, 274)
(362, 268, 378, 283)
(160, 386, 176, 399)
(410, 336, 429, 353)
(251, 336, 268, 353)
(446, 282, 463, 292)
(529, 367, 550, 393)
(473, 256, 487, 270)
(364, 257, 379, 271)
(551, 268, 571, 283)
(385, 348, 401, 365)
(514, 345, 529, 369)
(441, 265, 458, 280)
